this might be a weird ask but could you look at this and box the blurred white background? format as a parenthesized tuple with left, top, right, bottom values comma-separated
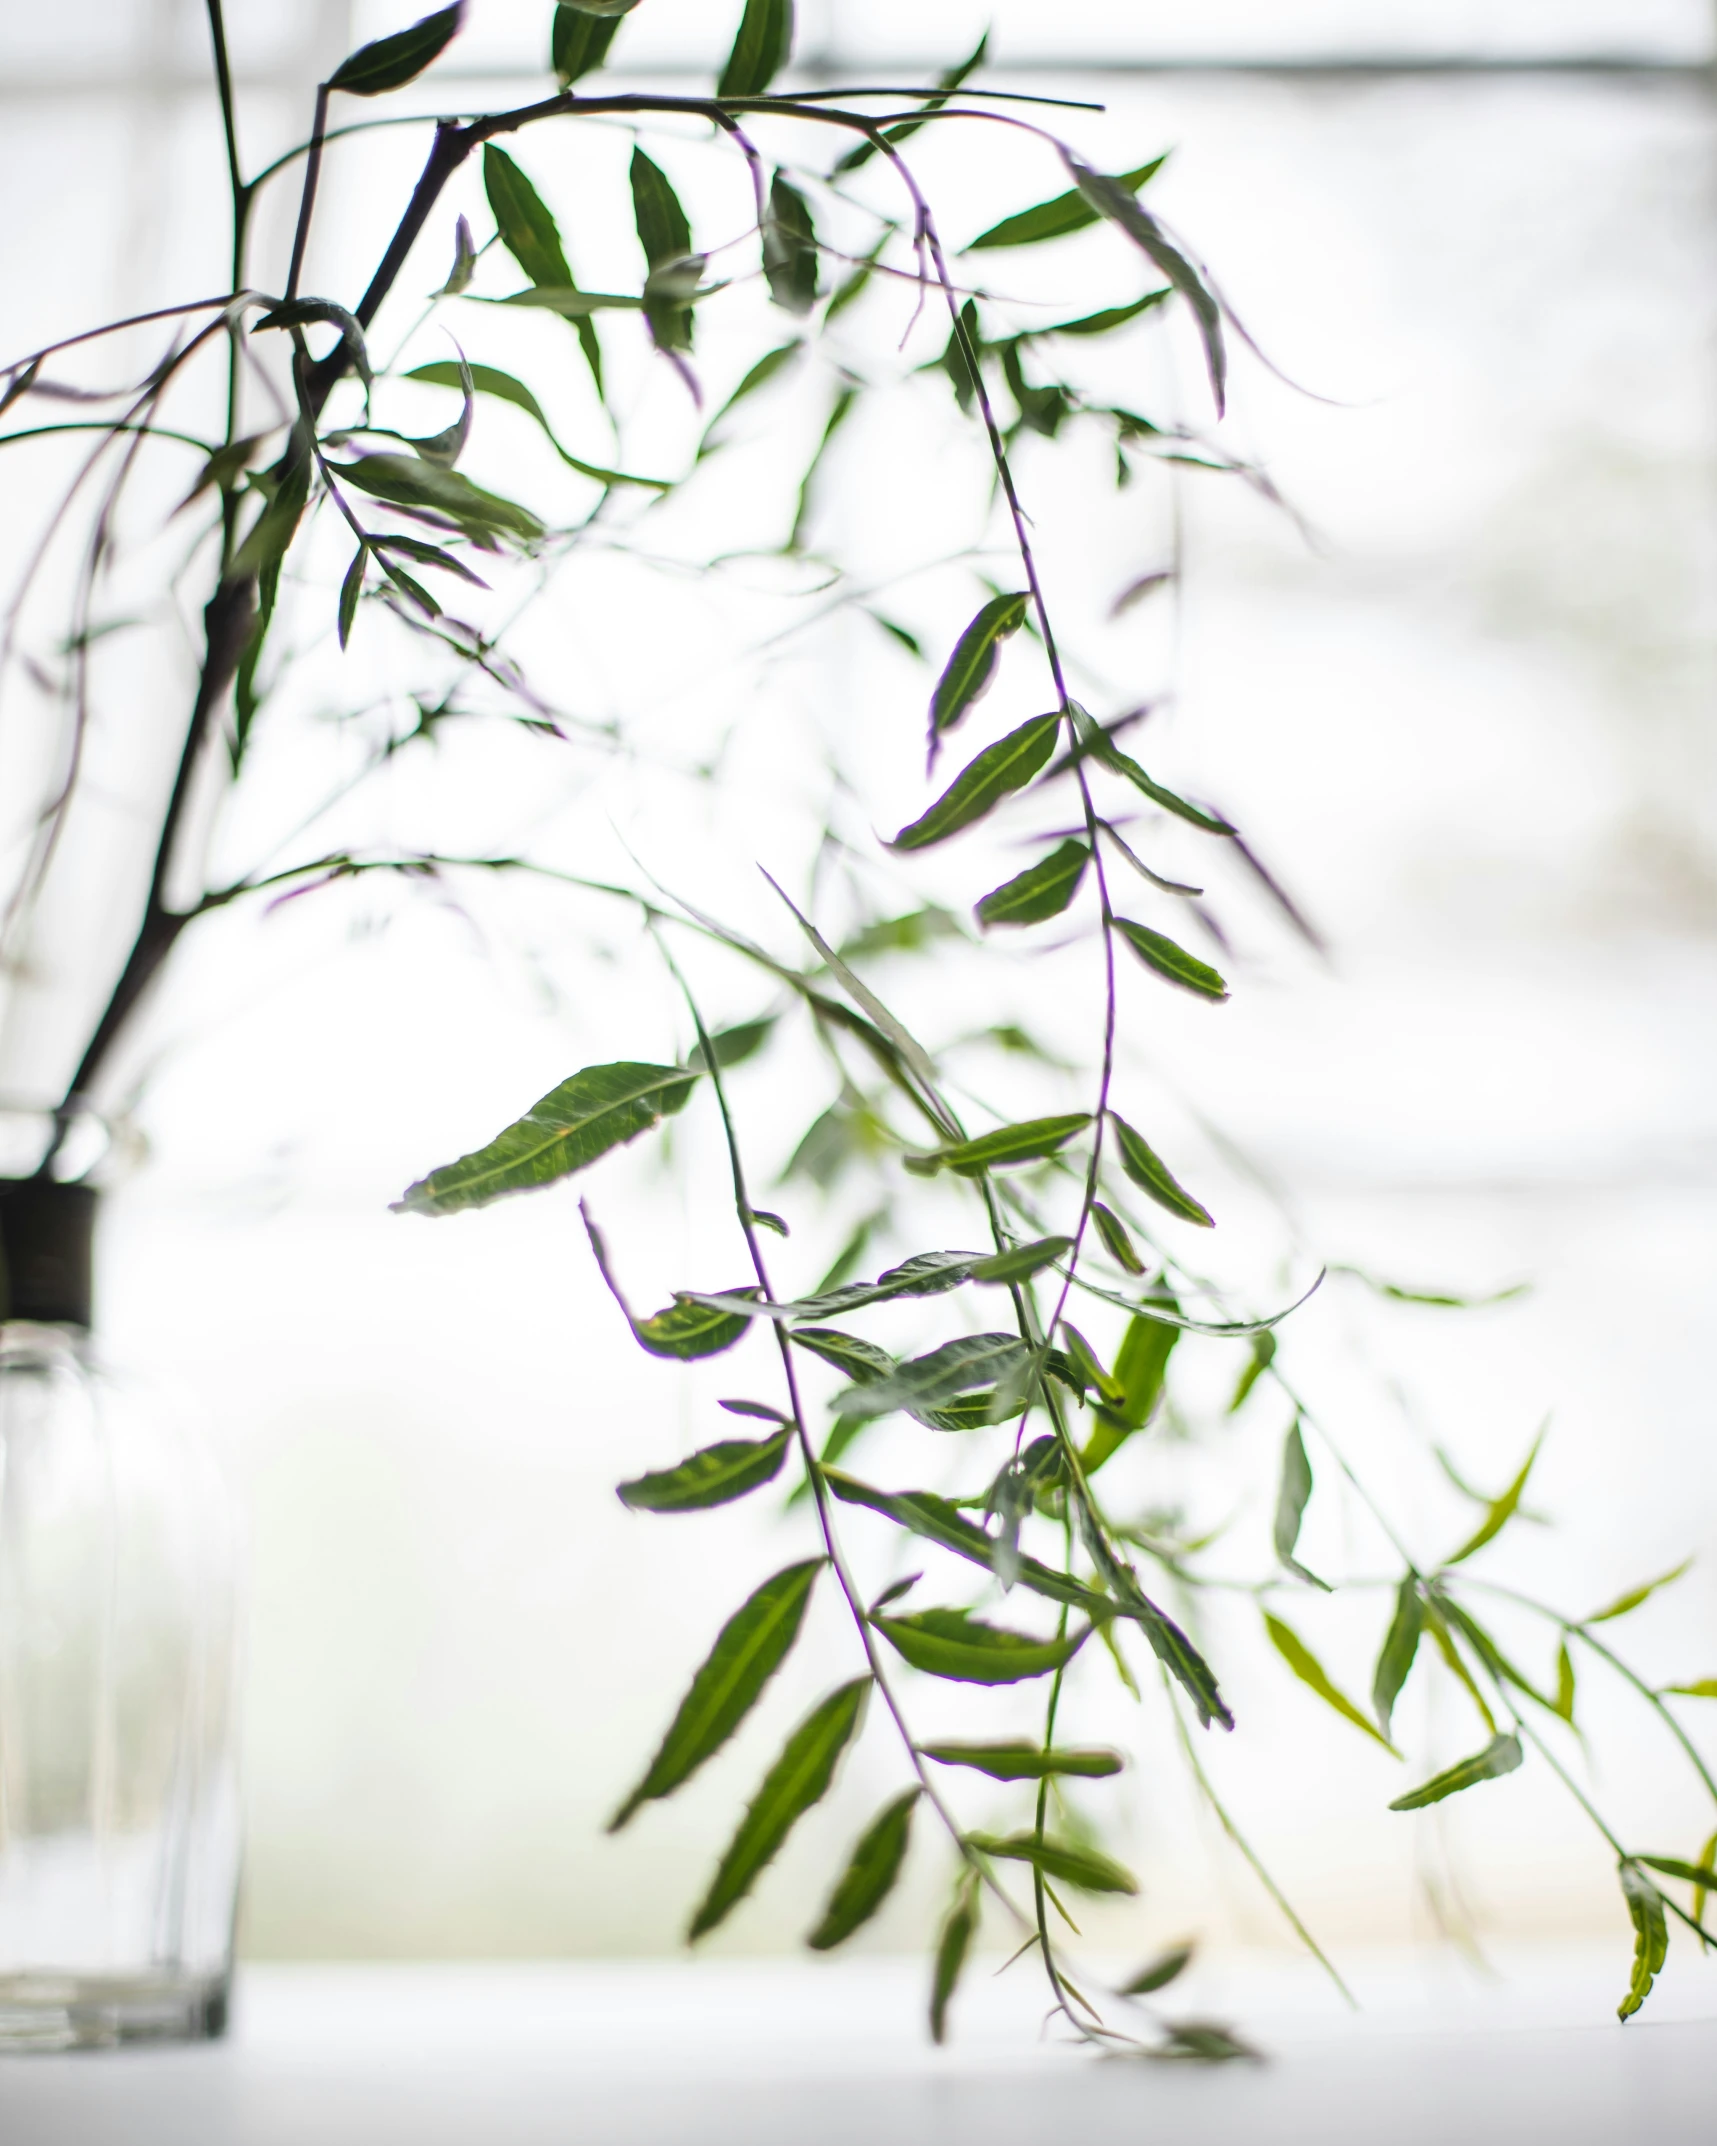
(1, 0, 1714, 2001)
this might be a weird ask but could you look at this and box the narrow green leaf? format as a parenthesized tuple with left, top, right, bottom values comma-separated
(1228, 1329, 1276, 1412)
(1081, 1519, 1232, 1729)
(1121, 1942, 1194, 1996)
(893, 713, 1062, 853)
(1154, 2022, 1259, 2064)
(329, 3, 464, 95)
(1074, 707, 1234, 834)
(332, 452, 543, 542)
(967, 157, 1167, 251)
(875, 1607, 1085, 1685)
(807, 1790, 919, 1950)
(686, 1015, 775, 1071)
(1444, 1431, 1544, 1565)
(1583, 1559, 1693, 1625)
(837, 906, 962, 961)
(929, 1876, 978, 2044)
(1061, 154, 1225, 415)
(227, 432, 310, 583)
(763, 172, 819, 316)
(831, 1333, 1031, 1424)
(638, 1291, 758, 1359)
(920, 1742, 1122, 1781)
(688, 1677, 868, 1940)
(1373, 1577, 1423, 1739)
(1113, 1308, 1178, 1431)
(1618, 1861, 1668, 2021)
(336, 544, 365, 650)
(1636, 1853, 1717, 1889)
(975, 840, 1089, 929)
(1111, 1114, 1214, 1228)
(404, 361, 665, 487)
(551, 1, 620, 83)
(1696, 1833, 1717, 1928)
(1389, 1732, 1522, 1812)
(253, 298, 372, 388)
(482, 144, 603, 393)
(491, 287, 643, 317)
(791, 1250, 985, 1318)
(610, 1560, 822, 1829)
(789, 1326, 893, 1384)
(1555, 1641, 1577, 1723)
(618, 1428, 789, 1512)
(1035, 290, 1173, 338)
(965, 1831, 1138, 1896)
(718, 0, 794, 96)
(1265, 1613, 1398, 1754)
(928, 593, 1028, 744)
(697, 340, 803, 459)
(1273, 1421, 1328, 1589)
(823, 1469, 1111, 1616)
(1116, 917, 1229, 1000)
(1090, 1202, 1145, 1276)
(969, 1236, 1072, 1285)
(368, 533, 488, 588)
(834, 32, 988, 174)
(918, 1114, 1090, 1180)
(395, 1062, 696, 1217)
(1663, 1679, 1717, 1699)
(630, 148, 697, 354)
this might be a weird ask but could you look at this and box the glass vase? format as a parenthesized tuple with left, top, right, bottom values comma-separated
(0, 1108, 240, 2048)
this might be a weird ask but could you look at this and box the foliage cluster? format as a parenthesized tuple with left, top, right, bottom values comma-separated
(3, 0, 1712, 2049)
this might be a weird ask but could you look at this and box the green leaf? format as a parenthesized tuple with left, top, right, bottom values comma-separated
(227, 430, 311, 582)
(1265, 1613, 1398, 1754)
(1663, 1680, 1717, 1699)
(967, 157, 1167, 251)
(1372, 1577, 1423, 1739)
(916, 1114, 1090, 1179)
(893, 713, 1062, 852)
(482, 144, 604, 394)
(1635, 1853, 1717, 1889)
(928, 593, 1028, 745)
(1111, 1114, 1214, 1228)
(1444, 1430, 1544, 1565)
(823, 1470, 1111, 1617)
(1062, 154, 1225, 416)
(717, 0, 794, 97)
(686, 1015, 775, 1071)
(920, 1742, 1122, 1781)
(834, 32, 988, 174)
(969, 1236, 1072, 1285)
(1583, 1558, 1693, 1625)
(837, 906, 962, 961)
(763, 173, 819, 316)
(698, 341, 804, 459)
(789, 1250, 985, 1319)
(1073, 707, 1234, 834)
(1035, 290, 1173, 338)
(551, 1, 620, 83)
(1228, 1329, 1276, 1412)
(1154, 2022, 1259, 2065)
(975, 840, 1089, 929)
(965, 1830, 1138, 1896)
(1698, 1833, 1717, 1927)
(1618, 1862, 1668, 2021)
(336, 544, 365, 650)
(807, 1790, 919, 1950)
(630, 148, 697, 354)
(328, 2, 464, 94)
(929, 1875, 978, 2044)
(1121, 1942, 1194, 1995)
(1554, 1641, 1577, 1723)
(874, 1607, 1085, 1685)
(617, 1429, 789, 1512)
(403, 362, 664, 488)
(369, 533, 488, 588)
(394, 1061, 696, 1216)
(1089, 1202, 1144, 1277)
(831, 1334, 1031, 1424)
(1112, 1307, 1178, 1430)
(1116, 917, 1229, 1001)
(637, 1291, 758, 1359)
(253, 298, 372, 388)
(1272, 1421, 1328, 1589)
(1389, 1732, 1522, 1812)
(609, 1559, 823, 1829)
(688, 1677, 868, 1940)
(789, 1326, 893, 1384)
(332, 453, 543, 543)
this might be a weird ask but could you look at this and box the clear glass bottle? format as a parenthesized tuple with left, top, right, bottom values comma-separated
(0, 1109, 239, 2048)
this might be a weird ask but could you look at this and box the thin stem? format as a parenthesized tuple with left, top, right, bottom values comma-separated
(654, 932, 1028, 1932)
(285, 85, 330, 304)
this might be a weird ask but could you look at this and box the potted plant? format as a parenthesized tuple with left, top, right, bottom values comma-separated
(3, 0, 1709, 2052)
